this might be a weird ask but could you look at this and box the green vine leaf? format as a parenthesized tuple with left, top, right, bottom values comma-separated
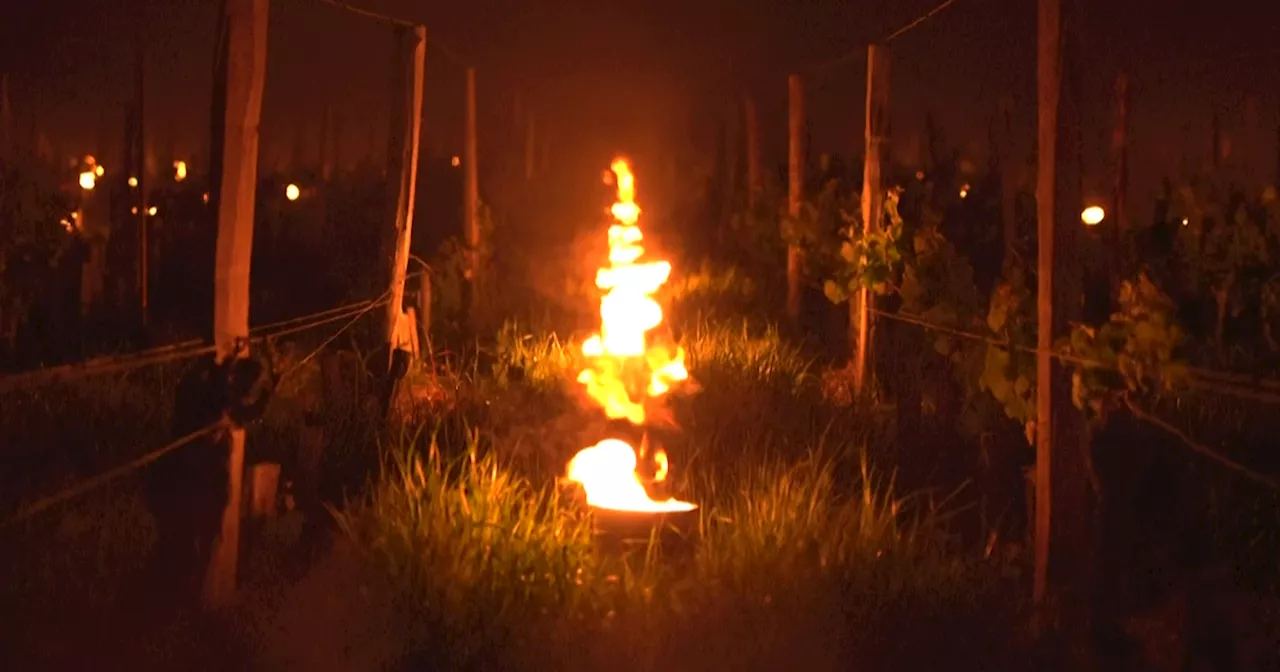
(821, 187, 906, 304)
(1058, 273, 1187, 417)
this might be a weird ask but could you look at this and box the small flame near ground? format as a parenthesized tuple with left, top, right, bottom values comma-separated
(566, 158, 695, 514)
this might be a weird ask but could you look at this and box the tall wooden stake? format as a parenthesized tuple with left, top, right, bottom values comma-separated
(78, 186, 108, 319)
(0, 73, 11, 160)
(1034, 0, 1058, 615)
(136, 35, 149, 328)
(524, 112, 536, 181)
(1109, 72, 1129, 295)
(786, 75, 805, 324)
(464, 67, 481, 327)
(417, 272, 432, 353)
(1035, 0, 1092, 649)
(320, 102, 334, 182)
(513, 90, 523, 131)
(745, 96, 762, 210)
(855, 44, 890, 395)
(722, 98, 741, 243)
(384, 25, 426, 366)
(996, 94, 1019, 269)
(1211, 107, 1222, 172)
(539, 128, 550, 173)
(206, 0, 268, 608)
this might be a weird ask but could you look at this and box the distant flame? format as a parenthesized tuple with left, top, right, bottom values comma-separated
(566, 158, 694, 513)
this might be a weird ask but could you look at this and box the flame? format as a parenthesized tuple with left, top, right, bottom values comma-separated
(566, 158, 695, 513)
(567, 439, 694, 513)
(575, 158, 688, 423)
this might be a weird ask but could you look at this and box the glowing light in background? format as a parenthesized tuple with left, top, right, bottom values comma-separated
(450, 156, 460, 167)
(959, 183, 970, 199)
(79, 171, 96, 190)
(285, 183, 300, 201)
(94, 165, 104, 177)
(1081, 205, 1105, 226)
(147, 206, 158, 216)
(131, 207, 139, 215)
(202, 192, 210, 204)
(128, 176, 138, 188)
(174, 160, 188, 182)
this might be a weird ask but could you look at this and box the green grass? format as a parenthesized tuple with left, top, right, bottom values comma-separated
(34, 309, 1280, 669)
(322, 315, 1047, 669)
(333, 401, 1029, 670)
(332, 425, 636, 667)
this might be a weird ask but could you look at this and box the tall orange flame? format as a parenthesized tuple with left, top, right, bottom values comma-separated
(567, 158, 695, 513)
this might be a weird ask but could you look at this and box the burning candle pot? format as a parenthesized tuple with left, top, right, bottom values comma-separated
(564, 158, 699, 552)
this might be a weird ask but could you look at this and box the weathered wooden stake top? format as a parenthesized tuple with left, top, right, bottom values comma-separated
(206, 0, 268, 608)
(1034, 0, 1093, 658)
(786, 74, 805, 324)
(383, 24, 426, 374)
(854, 44, 890, 397)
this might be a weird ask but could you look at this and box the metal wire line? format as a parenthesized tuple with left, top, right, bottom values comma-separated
(310, 0, 470, 66)
(869, 306, 1280, 407)
(0, 421, 229, 530)
(866, 306, 1280, 486)
(0, 292, 397, 393)
(811, 0, 964, 74)
(0, 280, 412, 527)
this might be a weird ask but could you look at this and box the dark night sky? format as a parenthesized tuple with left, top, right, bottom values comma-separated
(4, 0, 1279, 217)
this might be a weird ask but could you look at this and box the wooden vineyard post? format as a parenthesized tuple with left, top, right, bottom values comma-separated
(525, 113, 536, 182)
(206, 0, 268, 608)
(1108, 72, 1129, 298)
(995, 94, 1019, 270)
(786, 74, 805, 324)
(1034, 0, 1057, 616)
(464, 66, 481, 329)
(512, 89, 523, 144)
(1211, 107, 1222, 172)
(383, 25, 426, 371)
(855, 44, 890, 397)
(1034, 0, 1092, 651)
(417, 271, 432, 354)
(320, 103, 334, 182)
(135, 35, 149, 328)
(722, 98, 741, 247)
(78, 178, 108, 320)
(0, 73, 11, 160)
(745, 96, 762, 211)
(539, 127, 550, 173)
